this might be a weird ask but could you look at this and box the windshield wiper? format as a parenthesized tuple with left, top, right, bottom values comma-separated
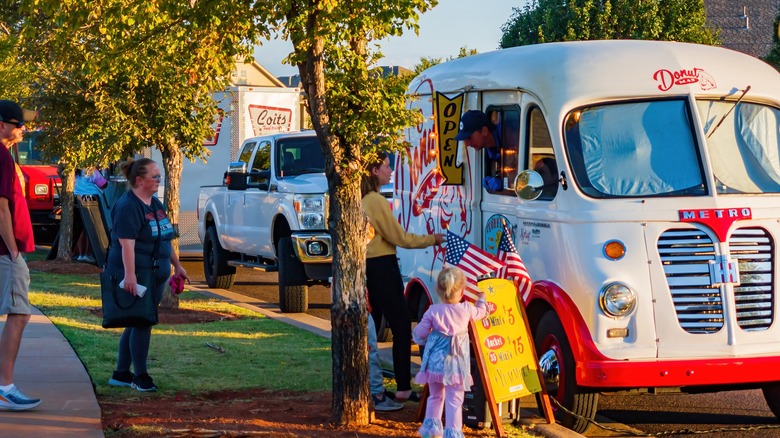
(707, 85, 751, 139)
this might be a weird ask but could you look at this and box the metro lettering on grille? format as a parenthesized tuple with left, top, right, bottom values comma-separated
(678, 208, 752, 242)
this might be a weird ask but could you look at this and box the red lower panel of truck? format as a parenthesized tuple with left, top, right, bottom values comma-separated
(531, 281, 780, 389)
(579, 356, 780, 388)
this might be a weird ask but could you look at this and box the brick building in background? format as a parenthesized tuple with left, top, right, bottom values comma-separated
(705, 0, 780, 58)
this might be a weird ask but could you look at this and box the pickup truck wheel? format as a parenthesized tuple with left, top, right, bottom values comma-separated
(414, 294, 430, 357)
(375, 315, 393, 343)
(535, 310, 598, 433)
(762, 383, 780, 419)
(278, 236, 308, 313)
(203, 226, 235, 289)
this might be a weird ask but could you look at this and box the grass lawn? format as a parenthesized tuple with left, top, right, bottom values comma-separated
(28, 270, 332, 399)
(25, 249, 541, 437)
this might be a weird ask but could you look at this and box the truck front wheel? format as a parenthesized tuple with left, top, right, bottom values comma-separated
(374, 314, 393, 343)
(762, 383, 780, 419)
(203, 226, 236, 289)
(535, 310, 598, 433)
(278, 236, 308, 313)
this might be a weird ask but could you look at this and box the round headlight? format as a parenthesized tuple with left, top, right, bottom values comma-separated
(599, 282, 636, 317)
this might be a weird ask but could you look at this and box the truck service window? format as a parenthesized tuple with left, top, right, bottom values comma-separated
(698, 100, 780, 194)
(484, 106, 520, 195)
(564, 99, 706, 198)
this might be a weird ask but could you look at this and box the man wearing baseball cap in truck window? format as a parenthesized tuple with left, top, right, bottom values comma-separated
(455, 110, 503, 192)
(0, 99, 41, 410)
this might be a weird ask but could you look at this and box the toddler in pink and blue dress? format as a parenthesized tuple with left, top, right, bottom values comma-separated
(413, 267, 488, 438)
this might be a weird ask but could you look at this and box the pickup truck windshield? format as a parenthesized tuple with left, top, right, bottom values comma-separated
(697, 100, 780, 194)
(276, 137, 326, 177)
(564, 99, 706, 198)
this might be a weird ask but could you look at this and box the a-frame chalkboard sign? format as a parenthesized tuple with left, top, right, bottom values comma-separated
(417, 278, 554, 437)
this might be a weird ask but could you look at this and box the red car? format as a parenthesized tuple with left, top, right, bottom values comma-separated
(11, 131, 61, 243)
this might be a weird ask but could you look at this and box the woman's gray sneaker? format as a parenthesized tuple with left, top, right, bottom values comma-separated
(372, 393, 403, 411)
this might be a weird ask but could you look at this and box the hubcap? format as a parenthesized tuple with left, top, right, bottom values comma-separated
(539, 347, 561, 395)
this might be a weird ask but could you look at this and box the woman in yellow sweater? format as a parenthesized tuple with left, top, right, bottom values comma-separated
(361, 152, 444, 402)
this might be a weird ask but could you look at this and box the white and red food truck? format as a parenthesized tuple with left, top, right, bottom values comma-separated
(396, 40, 780, 432)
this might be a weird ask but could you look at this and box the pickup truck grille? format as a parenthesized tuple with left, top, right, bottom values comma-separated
(658, 227, 774, 334)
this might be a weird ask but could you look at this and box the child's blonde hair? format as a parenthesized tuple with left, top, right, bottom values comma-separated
(436, 267, 466, 303)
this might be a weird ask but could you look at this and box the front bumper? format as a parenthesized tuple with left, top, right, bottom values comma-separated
(291, 233, 332, 263)
(580, 355, 780, 389)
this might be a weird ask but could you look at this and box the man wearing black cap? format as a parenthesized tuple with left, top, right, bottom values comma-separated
(0, 99, 41, 410)
(454, 110, 503, 191)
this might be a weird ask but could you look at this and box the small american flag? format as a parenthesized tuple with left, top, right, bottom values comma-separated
(445, 230, 503, 301)
(496, 222, 533, 300)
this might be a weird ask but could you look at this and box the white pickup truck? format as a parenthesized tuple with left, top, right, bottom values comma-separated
(197, 131, 332, 313)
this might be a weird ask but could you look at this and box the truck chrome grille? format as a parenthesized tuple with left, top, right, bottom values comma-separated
(658, 227, 775, 334)
(729, 228, 774, 331)
(658, 229, 721, 334)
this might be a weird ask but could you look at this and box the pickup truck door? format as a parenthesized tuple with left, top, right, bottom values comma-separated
(240, 140, 274, 256)
(224, 141, 257, 253)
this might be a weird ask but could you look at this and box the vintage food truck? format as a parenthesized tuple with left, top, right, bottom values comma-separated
(396, 40, 780, 432)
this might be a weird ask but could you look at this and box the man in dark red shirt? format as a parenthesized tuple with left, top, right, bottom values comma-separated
(0, 99, 41, 410)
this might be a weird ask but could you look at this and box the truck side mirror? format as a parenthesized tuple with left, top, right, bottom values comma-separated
(226, 161, 248, 191)
(247, 169, 271, 191)
(514, 170, 544, 200)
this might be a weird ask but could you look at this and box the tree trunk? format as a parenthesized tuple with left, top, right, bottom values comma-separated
(329, 178, 371, 427)
(56, 167, 75, 261)
(159, 142, 182, 309)
(294, 26, 373, 428)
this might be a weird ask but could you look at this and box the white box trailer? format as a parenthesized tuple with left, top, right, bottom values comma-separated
(151, 85, 303, 250)
(396, 40, 780, 432)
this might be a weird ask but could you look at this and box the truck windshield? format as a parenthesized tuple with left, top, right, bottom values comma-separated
(697, 100, 780, 194)
(14, 131, 59, 166)
(564, 99, 706, 198)
(277, 137, 326, 177)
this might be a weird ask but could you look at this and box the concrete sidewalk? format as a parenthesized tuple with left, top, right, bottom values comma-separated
(0, 309, 103, 438)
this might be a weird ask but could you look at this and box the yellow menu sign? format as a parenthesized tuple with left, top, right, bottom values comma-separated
(473, 278, 543, 402)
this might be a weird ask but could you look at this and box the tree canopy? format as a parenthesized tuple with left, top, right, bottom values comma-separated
(6, 0, 260, 270)
(500, 0, 719, 48)
(764, 4, 780, 71)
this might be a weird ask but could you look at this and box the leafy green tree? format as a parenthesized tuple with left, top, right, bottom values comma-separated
(262, 0, 436, 426)
(413, 56, 443, 75)
(412, 46, 477, 77)
(764, 4, 780, 71)
(11, 1, 258, 305)
(500, 0, 718, 47)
